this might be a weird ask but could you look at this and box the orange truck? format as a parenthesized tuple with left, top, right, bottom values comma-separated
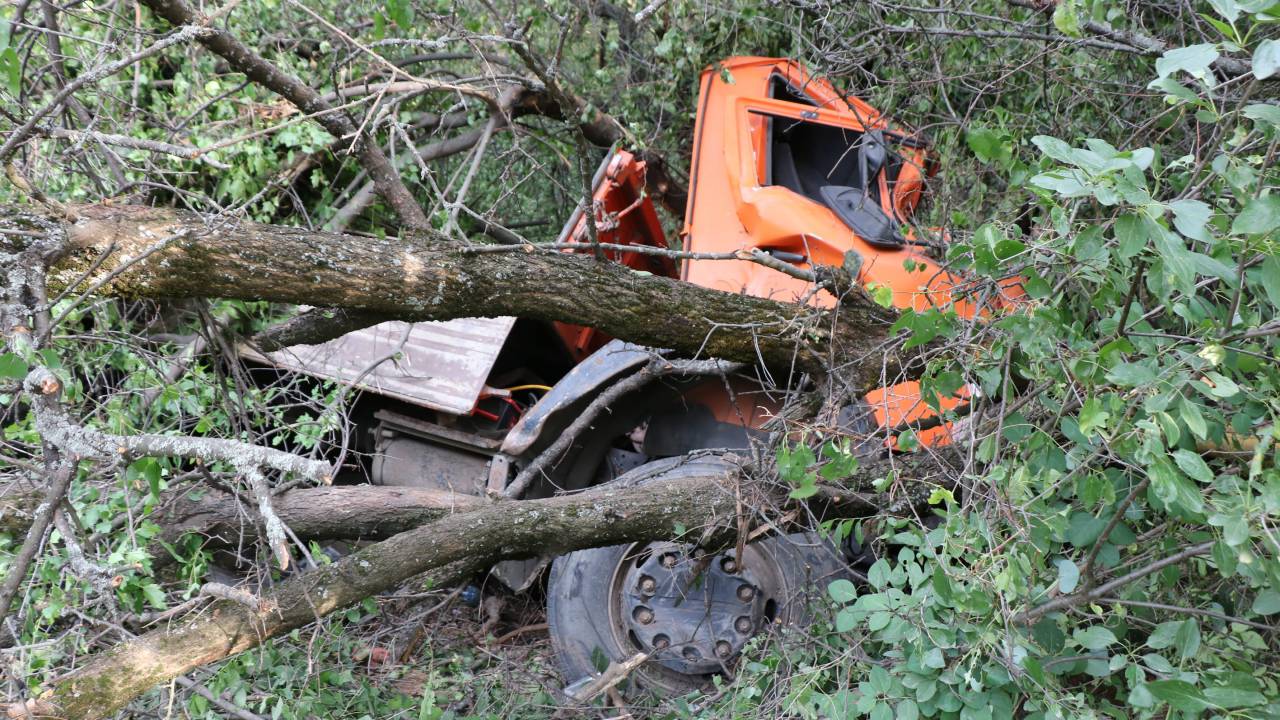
(255, 57, 967, 694)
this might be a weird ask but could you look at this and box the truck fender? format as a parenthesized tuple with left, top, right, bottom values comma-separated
(487, 339, 658, 494)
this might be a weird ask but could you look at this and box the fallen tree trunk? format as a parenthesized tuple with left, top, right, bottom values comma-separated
(20, 204, 908, 387)
(154, 484, 483, 548)
(7, 451, 956, 719)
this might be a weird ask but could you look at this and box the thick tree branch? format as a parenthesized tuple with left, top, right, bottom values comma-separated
(41, 204, 908, 387)
(156, 485, 483, 548)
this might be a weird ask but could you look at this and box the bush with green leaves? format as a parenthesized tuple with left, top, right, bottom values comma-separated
(744, 4, 1280, 718)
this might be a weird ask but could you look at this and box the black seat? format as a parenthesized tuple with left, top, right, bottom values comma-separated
(819, 185, 905, 249)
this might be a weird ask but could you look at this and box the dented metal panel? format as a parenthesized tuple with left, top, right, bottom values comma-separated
(254, 317, 516, 415)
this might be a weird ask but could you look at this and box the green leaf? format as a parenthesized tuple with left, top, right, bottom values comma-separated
(1179, 398, 1209, 440)
(1128, 682, 1156, 709)
(927, 486, 955, 505)
(891, 308, 951, 350)
(1253, 39, 1280, 79)
(966, 127, 1007, 164)
(1055, 558, 1080, 593)
(1073, 625, 1118, 651)
(1201, 371, 1240, 399)
(932, 566, 954, 602)
(867, 559, 891, 589)
(1052, 0, 1081, 36)
(869, 665, 891, 694)
(776, 442, 816, 484)
(1257, 256, 1280, 309)
(0, 352, 28, 379)
(1078, 397, 1111, 436)
(787, 482, 819, 500)
(1167, 199, 1213, 241)
(1252, 589, 1280, 615)
(819, 440, 859, 480)
(835, 606, 858, 632)
(1174, 619, 1201, 660)
(1113, 213, 1152, 259)
(0, 47, 18, 97)
(129, 458, 163, 499)
(385, 0, 412, 30)
(1032, 135, 1077, 164)
(1221, 515, 1250, 547)
(870, 283, 894, 308)
(1155, 43, 1220, 80)
(1147, 620, 1182, 649)
(1172, 449, 1214, 483)
(141, 582, 167, 610)
(1232, 194, 1280, 235)
(1146, 680, 1210, 713)
(1243, 103, 1280, 127)
(828, 578, 857, 603)
(1067, 512, 1109, 547)
(1208, 0, 1240, 21)
(1202, 686, 1266, 709)
(1149, 456, 1205, 514)
(1107, 362, 1156, 387)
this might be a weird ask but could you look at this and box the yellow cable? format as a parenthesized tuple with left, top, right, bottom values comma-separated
(504, 384, 553, 393)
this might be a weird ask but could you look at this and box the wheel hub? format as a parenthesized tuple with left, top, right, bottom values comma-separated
(619, 542, 770, 674)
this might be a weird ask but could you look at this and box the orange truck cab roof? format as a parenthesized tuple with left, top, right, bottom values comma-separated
(554, 58, 1024, 444)
(681, 57, 949, 312)
(680, 58, 969, 443)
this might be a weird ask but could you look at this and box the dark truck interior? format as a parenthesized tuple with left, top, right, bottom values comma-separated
(761, 74, 909, 248)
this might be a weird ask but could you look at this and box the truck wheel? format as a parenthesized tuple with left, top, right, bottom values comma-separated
(546, 455, 849, 697)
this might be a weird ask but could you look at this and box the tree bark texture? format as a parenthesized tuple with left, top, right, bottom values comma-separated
(36, 204, 906, 387)
(154, 485, 483, 548)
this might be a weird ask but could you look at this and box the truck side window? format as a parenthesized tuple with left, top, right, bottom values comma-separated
(754, 110, 909, 249)
(757, 111, 865, 205)
(767, 74, 819, 107)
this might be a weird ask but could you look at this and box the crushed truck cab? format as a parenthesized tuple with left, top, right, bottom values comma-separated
(249, 57, 988, 695)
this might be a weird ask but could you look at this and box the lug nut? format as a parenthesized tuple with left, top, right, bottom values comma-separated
(652, 634, 670, 649)
(735, 616, 753, 633)
(682, 646, 701, 661)
(716, 641, 733, 658)
(633, 606, 654, 625)
(736, 584, 755, 602)
(721, 557, 738, 573)
(660, 553, 678, 568)
(638, 576, 657, 594)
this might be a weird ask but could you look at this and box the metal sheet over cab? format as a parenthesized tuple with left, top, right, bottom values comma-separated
(252, 316, 516, 415)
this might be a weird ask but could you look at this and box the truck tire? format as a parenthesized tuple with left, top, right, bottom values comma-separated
(546, 454, 849, 697)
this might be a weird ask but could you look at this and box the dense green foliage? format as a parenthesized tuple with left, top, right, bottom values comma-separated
(755, 3, 1280, 718)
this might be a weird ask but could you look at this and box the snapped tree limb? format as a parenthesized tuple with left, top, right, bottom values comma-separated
(33, 204, 910, 388)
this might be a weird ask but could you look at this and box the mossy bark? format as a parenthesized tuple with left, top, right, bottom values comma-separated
(38, 204, 907, 388)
